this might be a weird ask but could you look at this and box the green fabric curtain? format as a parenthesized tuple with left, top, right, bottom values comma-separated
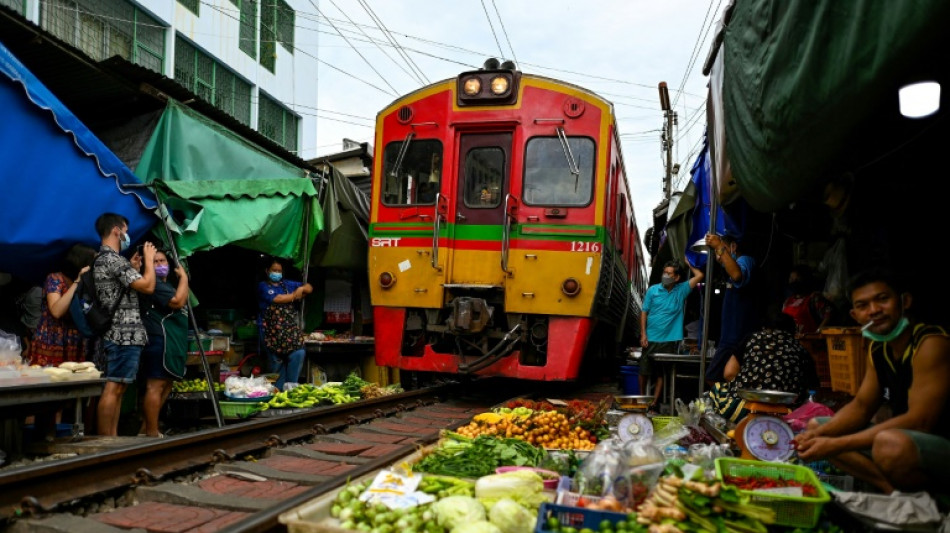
(722, 0, 950, 212)
(135, 100, 323, 267)
(311, 166, 370, 269)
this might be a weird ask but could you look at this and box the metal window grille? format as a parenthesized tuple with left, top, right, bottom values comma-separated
(276, 0, 293, 53)
(174, 35, 252, 126)
(177, 0, 198, 15)
(1, 0, 26, 15)
(258, 92, 298, 152)
(238, 0, 257, 59)
(40, 0, 165, 73)
(259, 0, 275, 72)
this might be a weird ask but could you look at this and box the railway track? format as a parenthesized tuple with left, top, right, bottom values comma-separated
(2, 380, 534, 533)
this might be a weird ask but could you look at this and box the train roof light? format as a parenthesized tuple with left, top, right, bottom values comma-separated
(463, 77, 482, 96)
(490, 76, 510, 95)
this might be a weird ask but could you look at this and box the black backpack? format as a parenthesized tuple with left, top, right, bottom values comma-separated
(70, 256, 129, 339)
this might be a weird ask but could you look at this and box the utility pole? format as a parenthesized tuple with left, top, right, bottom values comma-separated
(658, 82, 675, 201)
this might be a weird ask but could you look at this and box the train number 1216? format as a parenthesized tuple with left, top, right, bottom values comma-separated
(570, 241, 601, 252)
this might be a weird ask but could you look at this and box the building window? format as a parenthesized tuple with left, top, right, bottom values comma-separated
(259, 0, 293, 71)
(177, 0, 198, 15)
(258, 92, 298, 152)
(41, 0, 165, 73)
(1, 0, 26, 15)
(174, 36, 252, 126)
(238, 0, 257, 59)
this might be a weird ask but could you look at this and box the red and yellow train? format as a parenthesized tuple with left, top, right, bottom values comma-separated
(368, 59, 647, 380)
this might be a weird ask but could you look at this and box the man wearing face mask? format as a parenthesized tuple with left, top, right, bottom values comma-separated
(639, 257, 704, 411)
(794, 268, 950, 493)
(704, 231, 760, 383)
(92, 213, 156, 436)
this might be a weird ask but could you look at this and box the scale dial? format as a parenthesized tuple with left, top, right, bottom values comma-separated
(742, 415, 795, 462)
(617, 414, 653, 442)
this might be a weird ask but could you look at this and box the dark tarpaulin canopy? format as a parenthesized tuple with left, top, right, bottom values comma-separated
(311, 166, 370, 270)
(135, 100, 323, 267)
(0, 41, 156, 282)
(721, 0, 950, 212)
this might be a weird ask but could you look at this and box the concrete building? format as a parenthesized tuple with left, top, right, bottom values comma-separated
(0, 0, 318, 157)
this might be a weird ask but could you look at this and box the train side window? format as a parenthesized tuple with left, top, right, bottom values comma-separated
(381, 139, 443, 206)
(522, 136, 594, 206)
(463, 147, 505, 208)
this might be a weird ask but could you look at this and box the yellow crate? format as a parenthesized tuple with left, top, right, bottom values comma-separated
(822, 327, 868, 395)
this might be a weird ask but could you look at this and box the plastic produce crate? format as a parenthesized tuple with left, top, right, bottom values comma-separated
(716, 457, 830, 529)
(535, 503, 628, 533)
(823, 327, 867, 395)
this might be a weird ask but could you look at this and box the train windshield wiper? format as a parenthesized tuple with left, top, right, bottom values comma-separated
(389, 132, 415, 177)
(556, 127, 580, 190)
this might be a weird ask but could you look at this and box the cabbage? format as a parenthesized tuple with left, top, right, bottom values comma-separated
(488, 498, 537, 533)
(475, 470, 550, 511)
(433, 495, 487, 530)
(451, 521, 503, 533)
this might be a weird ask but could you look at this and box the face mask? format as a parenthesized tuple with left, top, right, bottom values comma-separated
(119, 232, 131, 252)
(269, 272, 283, 283)
(862, 317, 909, 343)
(661, 274, 675, 287)
(155, 264, 170, 278)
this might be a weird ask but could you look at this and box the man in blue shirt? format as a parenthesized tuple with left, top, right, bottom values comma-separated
(704, 232, 760, 383)
(640, 257, 704, 409)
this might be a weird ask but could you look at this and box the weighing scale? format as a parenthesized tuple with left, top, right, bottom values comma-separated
(612, 395, 655, 442)
(733, 389, 797, 462)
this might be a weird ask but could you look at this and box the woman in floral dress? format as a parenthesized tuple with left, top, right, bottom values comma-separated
(28, 244, 97, 367)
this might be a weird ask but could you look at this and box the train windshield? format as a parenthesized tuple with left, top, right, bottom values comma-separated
(381, 139, 443, 205)
(522, 136, 594, 206)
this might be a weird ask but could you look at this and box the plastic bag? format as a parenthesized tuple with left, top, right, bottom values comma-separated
(573, 438, 626, 498)
(783, 399, 835, 433)
(821, 238, 849, 303)
(0, 330, 22, 367)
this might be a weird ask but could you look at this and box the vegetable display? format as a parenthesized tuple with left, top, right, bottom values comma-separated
(256, 383, 359, 410)
(635, 474, 774, 533)
(456, 410, 597, 450)
(413, 431, 545, 478)
(722, 475, 818, 497)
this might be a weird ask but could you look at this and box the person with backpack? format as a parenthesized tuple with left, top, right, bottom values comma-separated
(92, 213, 156, 437)
(257, 258, 312, 391)
(27, 244, 97, 367)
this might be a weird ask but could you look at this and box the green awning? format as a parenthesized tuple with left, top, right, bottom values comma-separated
(721, 0, 950, 211)
(135, 100, 323, 266)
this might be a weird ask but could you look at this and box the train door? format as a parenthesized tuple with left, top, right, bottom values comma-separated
(448, 132, 512, 286)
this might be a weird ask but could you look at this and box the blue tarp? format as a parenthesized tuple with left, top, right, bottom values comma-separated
(0, 41, 157, 283)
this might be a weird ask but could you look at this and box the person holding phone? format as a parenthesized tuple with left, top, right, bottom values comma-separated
(139, 249, 189, 437)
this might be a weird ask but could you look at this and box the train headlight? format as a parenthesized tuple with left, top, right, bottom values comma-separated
(490, 76, 510, 95)
(561, 278, 581, 297)
(379, 271, 396, 289)
(463, 77, 481, 96)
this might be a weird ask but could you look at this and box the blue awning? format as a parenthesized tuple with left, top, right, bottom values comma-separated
(0, 41, 157, 282)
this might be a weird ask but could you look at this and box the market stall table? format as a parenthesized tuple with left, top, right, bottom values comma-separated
(0, 378, 105, 438)
(303, 337, 375, 382)
(652, 352, 702, 413)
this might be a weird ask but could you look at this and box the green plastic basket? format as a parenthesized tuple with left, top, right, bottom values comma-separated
(218, 401, 261, 419)
(715, 457, 830, 529)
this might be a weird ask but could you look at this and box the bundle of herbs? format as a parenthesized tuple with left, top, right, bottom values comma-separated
(414, 431, 545, 477)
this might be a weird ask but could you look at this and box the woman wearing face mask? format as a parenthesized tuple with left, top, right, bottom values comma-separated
(782, 264, 833, 334)
(257, 258, 313, 390)
(139, 249, 189, 437)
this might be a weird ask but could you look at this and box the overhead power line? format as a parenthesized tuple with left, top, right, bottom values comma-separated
(492, 0, 518, 67)
(325, 0, 418, 87)
(479, 0, 506, 60)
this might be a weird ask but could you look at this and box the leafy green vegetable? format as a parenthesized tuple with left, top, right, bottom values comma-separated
(414, 433, 545, 478)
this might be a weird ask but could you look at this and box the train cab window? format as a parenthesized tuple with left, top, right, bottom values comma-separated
(462, 147, 505, 208)
(381, 139, 443, 205)
(522, 137, 594, 206)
